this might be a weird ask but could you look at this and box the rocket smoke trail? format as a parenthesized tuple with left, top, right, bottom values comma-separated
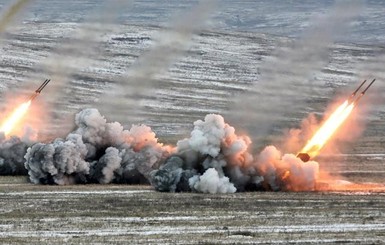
(0, 1, 132, 173)
(0, 0, 31, 33)
(226, 0, 363, 147)
(1, 0, 215, 139)
(22, 1, 132, 138)
(98, 0, 218, 125)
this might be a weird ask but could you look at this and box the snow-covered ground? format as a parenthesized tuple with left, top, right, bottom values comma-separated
(1, 181, 385, 244)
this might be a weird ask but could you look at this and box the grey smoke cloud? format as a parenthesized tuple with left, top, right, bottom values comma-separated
(20, 110, 319, 193)
(0, 135, 29, 175)
(24, 108, 172, 185)
(151, 114, 318, 193)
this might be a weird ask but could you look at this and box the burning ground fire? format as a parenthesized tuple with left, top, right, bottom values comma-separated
(0, 78, 380, 193)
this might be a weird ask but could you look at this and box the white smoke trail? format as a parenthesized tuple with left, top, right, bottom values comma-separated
(13, 1, 133, 139)
(98, 0, 218, 125)
(0, 0, 33, 98)
(0, 0, 31, 33)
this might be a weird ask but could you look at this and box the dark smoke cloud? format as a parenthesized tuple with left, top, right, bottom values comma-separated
(151, 114, 319, 193)
(0, 135, 30, 175)
(25, 108, 173, 185)
(0, 122, 38, 176)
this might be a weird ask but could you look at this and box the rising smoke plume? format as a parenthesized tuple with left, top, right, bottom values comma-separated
(151, 114, 319, 193)
(25, 108, 173, 185)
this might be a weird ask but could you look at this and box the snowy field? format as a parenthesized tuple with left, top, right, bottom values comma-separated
(0, 176, 385, 244)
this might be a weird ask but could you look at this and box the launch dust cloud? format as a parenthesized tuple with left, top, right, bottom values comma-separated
(20, 110, 319, 193)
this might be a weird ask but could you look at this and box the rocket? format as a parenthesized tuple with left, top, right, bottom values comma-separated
(352, 79, 376, 104)
(29, 79, 51, 101)
(297, 78, 376, 163)
(349, 79, 366, 100)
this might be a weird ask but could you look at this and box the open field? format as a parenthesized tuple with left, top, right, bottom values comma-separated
(0, 176, 385, 244)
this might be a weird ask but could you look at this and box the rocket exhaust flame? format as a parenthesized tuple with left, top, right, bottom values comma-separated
(0, 79, 51, 136)
(0, 100, 31, 136)
(298, 79, 376, 162)
(298, 100, 354, 159)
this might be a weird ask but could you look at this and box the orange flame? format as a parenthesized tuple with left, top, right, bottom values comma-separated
(281, 170, 291, 180)
(0, 100, 32, 136)
(300, 100, 355, 158)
